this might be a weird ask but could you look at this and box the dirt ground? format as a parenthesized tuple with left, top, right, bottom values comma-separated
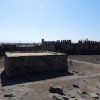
(69, 55, 100, 64)
(0, 55, 100, 100)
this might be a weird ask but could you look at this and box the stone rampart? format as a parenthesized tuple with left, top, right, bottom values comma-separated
(5, 52, 68, 77)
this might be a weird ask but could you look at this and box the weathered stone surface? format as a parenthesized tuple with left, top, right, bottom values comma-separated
(53, 93, 63, 100)
(76, 98, 86, 100)
(72, 84, 79, 88)
(69, 89, 77, 98)
(5, 52, 68, 77)
(49, 85, 65, 95)
(89, 93, 99, 99)
(4, 94, 14, 97)
(80, 91, 88, 98)
(81, 91, 87, 95)
(72, 71, 78, 74)
(62, 95, 69, 100)
(96, 83, 100, 89)
(68, 98, 76, 100)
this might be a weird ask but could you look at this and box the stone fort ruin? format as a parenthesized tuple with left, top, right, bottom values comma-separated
(5, 52, 68, 77)
(0, 39, 100, 56)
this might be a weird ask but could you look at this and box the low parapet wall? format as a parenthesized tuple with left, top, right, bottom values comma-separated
(5, 52, 68, 77)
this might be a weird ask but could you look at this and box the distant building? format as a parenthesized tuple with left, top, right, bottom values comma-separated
(41, 39, 100, 54)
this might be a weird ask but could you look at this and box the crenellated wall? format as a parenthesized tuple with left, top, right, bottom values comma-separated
(0, 39, 100, 55)
(41, 39, 100, 54)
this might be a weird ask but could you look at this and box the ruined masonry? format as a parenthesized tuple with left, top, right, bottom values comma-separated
(5, 52, 68, 77)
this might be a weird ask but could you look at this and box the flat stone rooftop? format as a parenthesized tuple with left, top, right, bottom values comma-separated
(5, 52, 66, 57)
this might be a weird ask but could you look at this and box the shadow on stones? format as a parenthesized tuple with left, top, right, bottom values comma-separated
(0, 69, 73, 87)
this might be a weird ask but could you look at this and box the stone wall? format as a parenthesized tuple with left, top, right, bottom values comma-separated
(5, 53, 68, 77)
(41, 39, 100, 54)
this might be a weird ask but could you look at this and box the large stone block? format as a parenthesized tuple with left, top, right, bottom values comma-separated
(5, 52, 68, 77)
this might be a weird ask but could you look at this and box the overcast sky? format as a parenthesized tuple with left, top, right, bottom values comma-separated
(0, 0, 100, 43)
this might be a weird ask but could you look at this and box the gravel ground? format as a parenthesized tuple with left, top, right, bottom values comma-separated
(69, 55, 100, 64)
